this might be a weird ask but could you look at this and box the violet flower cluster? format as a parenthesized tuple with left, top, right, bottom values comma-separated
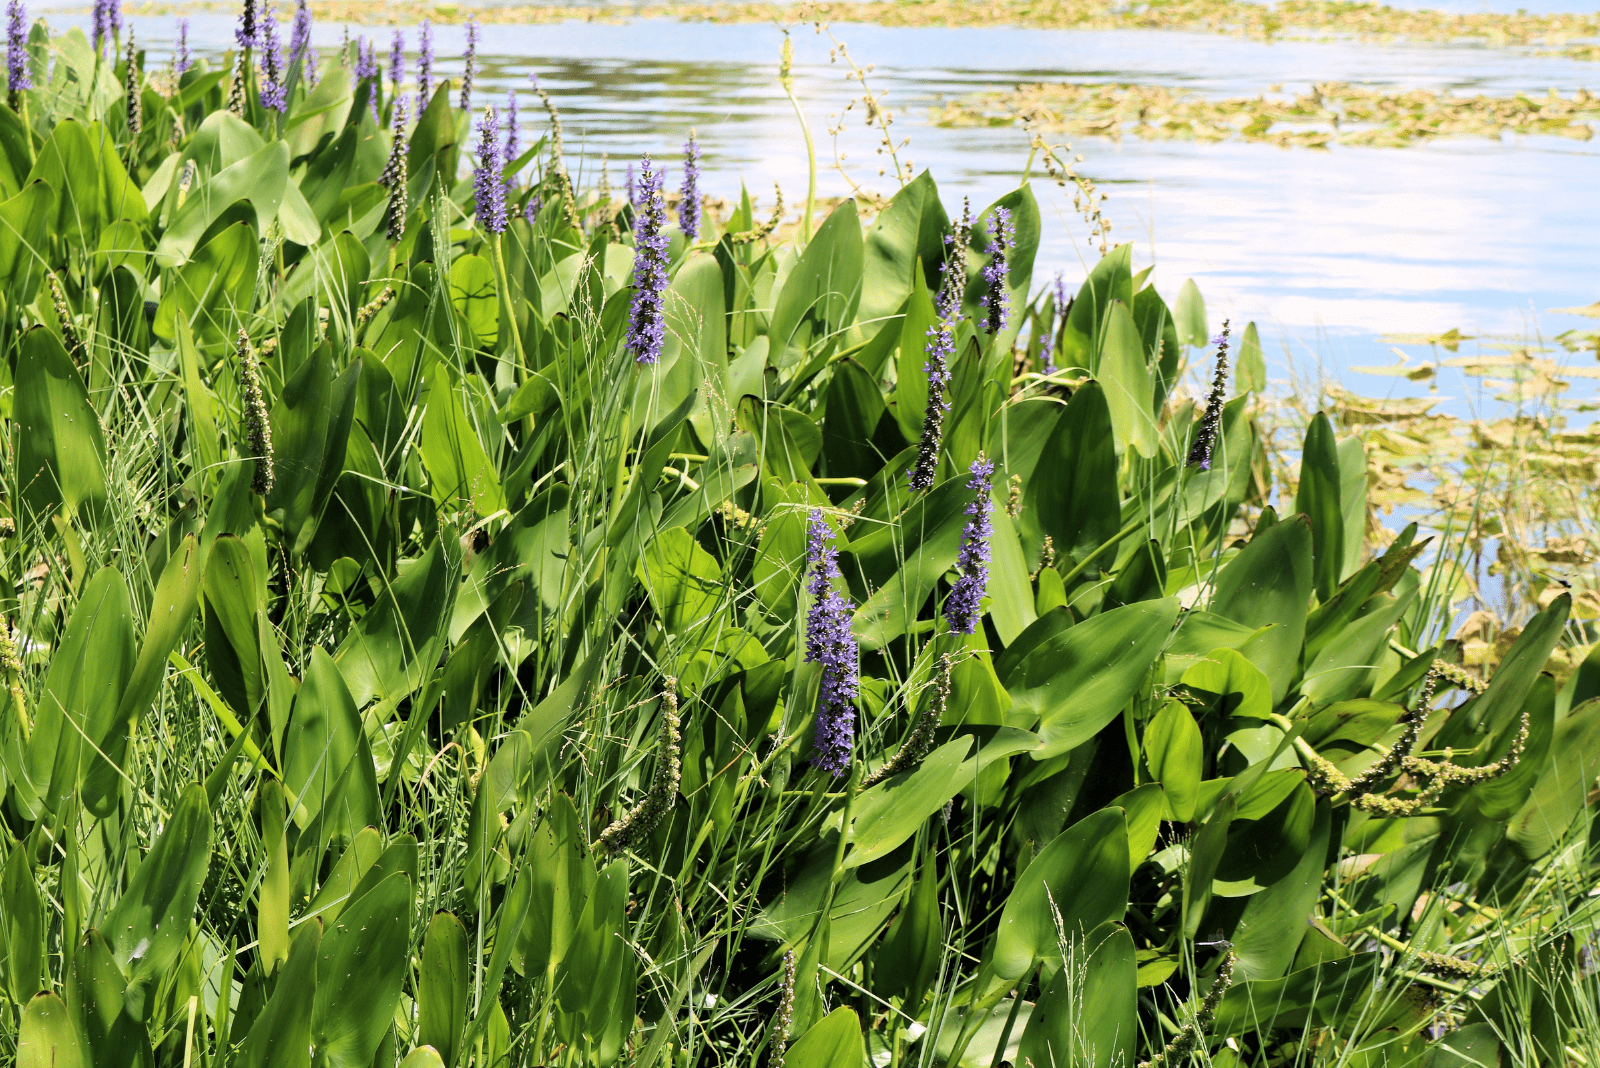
(415, 19, 432, 113)
(1186, 320, 1232, 471)
(908, 198, 972, 491)
(1044, 271, 1068, 375)
(980, 207, 1015, 334)
(355, 36, 379, 122)
(804, 511, 860, 776)
(458, 17, 477, 112)
(389, 29, 404, 102)
(258, 2, 286, 114)
(679, 132, 701, 241)
(289, 0, 313, 85)
(503, 89, 519, 192)
(93, 0, 120, 56)
(233, 0, 253, 52)
(945, 457, 995, 635)
(624, 162, 635, 206)
(473, 105, 506, 235)
(174, 17, 189, 74)
(7, 0, 29, 106)
(626, 153, 668, 365)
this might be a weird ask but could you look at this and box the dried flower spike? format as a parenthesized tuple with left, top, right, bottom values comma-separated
(731, 182, 783, 245)
(626, 153, 668, 365)
(594, 678, 682, 855)
(123, 29, 141, 135)
(805, 511, 860, 776)
(770, 950, 797, 1068)
(458, 16, 477, 112)
(238, 330, 275, 496)
(862, 653, 951, 789)
(1186, 320, 1230, 471)
(909, 198, 971, 491)
(381, 102, 408, 241)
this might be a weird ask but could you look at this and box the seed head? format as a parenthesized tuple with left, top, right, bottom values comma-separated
(237, 330, 274, 496)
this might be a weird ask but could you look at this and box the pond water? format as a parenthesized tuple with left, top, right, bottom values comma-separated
(42, 7, 1600, 412)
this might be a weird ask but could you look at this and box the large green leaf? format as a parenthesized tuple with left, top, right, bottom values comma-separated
(156, 139, 290, 266)
(418, 913, 469, 1068)
(860, 169, 945, 337)
(0, 180, 54, 305)
(1021, 381, 1121, 564)
(1144, 700, 1203, 822)
(786, 1007, 864, 1068)
(769, 200, 863, 369)
(22, 566, 134, 815)
(26, 118, 145, 251)
(1294, 414, 1345, 602)
(284, 648, 365, 829)
(1, 843, 44, 1006)
(102, 783, 212, 1016)
(1230, 800, 1331, 980)
(312, 871, 413, 1068)
(17, 993, 88, 1068)
(421, 363, 504, 516)
(994, 807, 1130, 979)
(999, 598, 1179, 759)
(1509, 693, 1600, 860)
(14, 325, 106, 521)
(845, 736, 973, 867)
(238, 922, 321, 1068)
(1098, 302, 1156, 458)
(638, 527, 724, 635)
(1017, 923, 1137, 1068)
(1209, 515, 1314, 705)
(335, 536, 459, 707)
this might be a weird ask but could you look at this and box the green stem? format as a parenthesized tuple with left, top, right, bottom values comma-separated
(782, 75, 816, 243)
(1058, 512, 1146, 588)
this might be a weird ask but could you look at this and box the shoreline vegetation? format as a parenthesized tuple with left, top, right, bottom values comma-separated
(934, 82, 1600, 147)
(6, 3, 1600, 1066)
(119, 0, 1600, 59)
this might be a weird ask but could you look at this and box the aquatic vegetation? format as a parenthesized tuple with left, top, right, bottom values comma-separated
(936, 81, 1600, 147)
(0, 15, 1597, 1068)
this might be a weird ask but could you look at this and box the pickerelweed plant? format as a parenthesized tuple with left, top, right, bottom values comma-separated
(0, 11, 1599, 1068)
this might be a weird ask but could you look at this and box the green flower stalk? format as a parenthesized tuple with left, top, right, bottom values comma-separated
(731, 182, 783, 245)
(770, 949, 797, 1068)
(226, 47, 247, 115)
(237, 329, 274, 496)
(1, 618, 30, 744)
(1138, 950, 1236, 1068)
(862, 652, 951, 788)
(594, 678, 682, 855)
(48, 272, 83, 365)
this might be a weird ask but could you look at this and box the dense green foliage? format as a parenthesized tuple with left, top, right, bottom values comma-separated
(3, 19, 1600, 1068)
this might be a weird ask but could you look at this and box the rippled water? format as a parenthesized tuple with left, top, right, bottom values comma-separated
(41, 6, 1600, 410)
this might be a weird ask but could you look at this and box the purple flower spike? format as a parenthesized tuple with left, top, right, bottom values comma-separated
(415, 18, 432, 113)
(7, 0, 31, 103)
(389, 27, 404, 100)
(626, 153, 668, 366)
(93, 0, 121, 55)
(945, 457, 995, 635)
(289, 0, 311, 78)
(355, 35, 379, 122)
(804, 511, 860, 776)
(504, 88, 518, 173)
(624, 162, 635, 206)
(980, 207, 1015, 334)
(473, 105, 506, 235)
(1044, 271, 1067, 375)
(524, 195, 541, 224)
(233, 0, 254, 53)
(258, 1, 286, 113)
(174, 16, 190, 74)
(679, 131, 701, 241)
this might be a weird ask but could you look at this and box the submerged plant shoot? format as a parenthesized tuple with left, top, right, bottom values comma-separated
(1, 7, 1599, 1068)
